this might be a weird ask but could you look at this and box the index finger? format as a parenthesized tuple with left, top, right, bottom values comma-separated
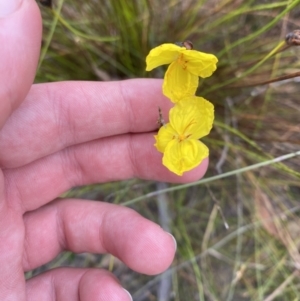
(0, 79, 172, 168)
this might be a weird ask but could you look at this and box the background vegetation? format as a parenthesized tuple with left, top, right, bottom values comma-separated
(28, 0, 300, 300)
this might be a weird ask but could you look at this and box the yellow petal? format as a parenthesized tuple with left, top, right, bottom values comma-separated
(170, 96, 214, 139)
(181, 50, 218, 78)
(146, 44, 183, 71)
(154, 123, 177, 153)
(163, 61, 199, 103)
(162, 139, 209, 176)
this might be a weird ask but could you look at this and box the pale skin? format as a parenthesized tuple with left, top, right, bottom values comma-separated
(0, 0, 209, 300)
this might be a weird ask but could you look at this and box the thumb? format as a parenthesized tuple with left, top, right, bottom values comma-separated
(0, 0, 42, 129)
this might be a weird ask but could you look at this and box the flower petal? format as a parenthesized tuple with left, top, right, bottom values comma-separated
(181, 50, 218, 78)
(162, 139, 209, 176)
(163, 61, 199, 103)
(146, 44, 183, 71)
(154, 123, 177, 153)
(169, 96, 214, 139)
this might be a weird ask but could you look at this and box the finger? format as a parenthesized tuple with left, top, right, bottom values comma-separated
(5, 133, 208, 211)
(0, 205, 26, 301)
(26, 268, 132, 301)
(23, 199, 176, 276)
(0, 0, 42, 129)
(0, 79, 173, 168)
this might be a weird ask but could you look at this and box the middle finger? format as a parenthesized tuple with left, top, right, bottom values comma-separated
(4, 132, 208, 211)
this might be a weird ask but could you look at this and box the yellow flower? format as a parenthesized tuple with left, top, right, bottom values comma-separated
(146, 43, 218, 103)
(154, 96, 214, 176)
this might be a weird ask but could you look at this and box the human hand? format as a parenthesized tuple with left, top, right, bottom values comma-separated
(0, 1, 209, 300)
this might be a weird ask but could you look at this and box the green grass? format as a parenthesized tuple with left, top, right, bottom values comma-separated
(31, 0, 300, 299)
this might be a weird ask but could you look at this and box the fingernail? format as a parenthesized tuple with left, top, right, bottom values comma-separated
(0, 0, 22, 18)
(166, 232, 177, 251)
(123, 289, 133, 301)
